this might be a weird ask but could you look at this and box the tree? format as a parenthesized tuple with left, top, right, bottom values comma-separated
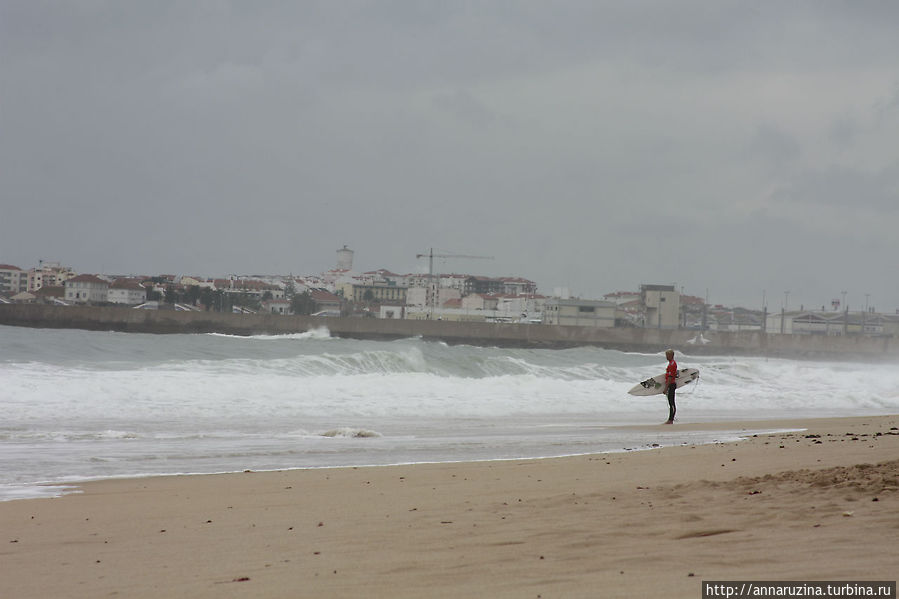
(291, 291, 316, 315)
(164, 285, 179, 304)
(185, 285, 202, 306)
(231, 292, 261, 311)
(200, 288, 215, 311)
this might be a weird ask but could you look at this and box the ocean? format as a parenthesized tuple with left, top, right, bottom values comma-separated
(2, 324, 897, 501)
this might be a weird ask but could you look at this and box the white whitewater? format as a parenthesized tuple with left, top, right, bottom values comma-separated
(2, 325, 897, 500)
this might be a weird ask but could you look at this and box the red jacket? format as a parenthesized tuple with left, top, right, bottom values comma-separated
(665, 359, 678, 385)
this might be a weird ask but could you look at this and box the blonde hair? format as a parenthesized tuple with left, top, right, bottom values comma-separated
(665, 349, 675, 359)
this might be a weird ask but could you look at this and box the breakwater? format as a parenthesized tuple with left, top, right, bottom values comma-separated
(1, 303, 895, 360)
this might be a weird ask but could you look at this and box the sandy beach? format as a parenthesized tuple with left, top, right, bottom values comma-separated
(2, 414, 897, 598)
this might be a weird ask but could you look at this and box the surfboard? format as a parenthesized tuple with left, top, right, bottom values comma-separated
(628, 368, 700, 396)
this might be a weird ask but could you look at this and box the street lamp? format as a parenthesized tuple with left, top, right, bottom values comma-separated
(863, 293, 870, 336)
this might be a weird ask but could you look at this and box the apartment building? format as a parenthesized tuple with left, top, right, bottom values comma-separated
(498, 277, 538, 296)
(340, 282, 407, 304)
(28, 262, 75, 292)
(406, 286, 461, 308)
(0, 265, 27, 296)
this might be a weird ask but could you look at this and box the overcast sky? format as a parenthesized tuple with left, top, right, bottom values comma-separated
(2, 2, 898, 311)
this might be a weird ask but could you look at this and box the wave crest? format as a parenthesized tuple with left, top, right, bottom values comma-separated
(320, 428, 382, 438)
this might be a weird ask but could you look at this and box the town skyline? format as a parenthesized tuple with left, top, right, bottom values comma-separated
(1, 247, 891, 316)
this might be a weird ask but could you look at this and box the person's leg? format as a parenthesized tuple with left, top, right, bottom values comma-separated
(666, 386, 676, 423)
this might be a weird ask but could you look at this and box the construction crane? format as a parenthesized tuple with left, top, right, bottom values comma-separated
(415, 248, 494, 316)
(416, 248, 494, 278)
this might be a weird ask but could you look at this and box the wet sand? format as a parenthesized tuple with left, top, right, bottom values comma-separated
(2, 415, 898, 598)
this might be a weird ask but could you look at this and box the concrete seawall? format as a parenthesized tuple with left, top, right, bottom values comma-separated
(1, 303, 896, 360)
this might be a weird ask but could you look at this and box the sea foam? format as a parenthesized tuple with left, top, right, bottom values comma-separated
(1, 325, 897, 500)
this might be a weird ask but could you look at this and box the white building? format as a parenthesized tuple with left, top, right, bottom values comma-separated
(767, 310, 888, 336)
(379, 305, 405, 319)
(437, 274, 471, 292)
(107, 279, 147, 305)
(543, 298, 616, 328)
(405, 273, 432, 288)
(495, 294, 545, 322)
(65, 274, 110, 304)
(461, 294, 499, 311)
(406, 286, 462, 309)
(362, 269, 407, 288)
(262, 299, 293, 315)
(640, 284, 680, 329)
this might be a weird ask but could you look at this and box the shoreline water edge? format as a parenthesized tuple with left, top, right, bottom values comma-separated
(1, 414, 897, 598)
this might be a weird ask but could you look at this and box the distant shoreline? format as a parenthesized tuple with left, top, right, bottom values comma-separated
(1, 303, 896, 361)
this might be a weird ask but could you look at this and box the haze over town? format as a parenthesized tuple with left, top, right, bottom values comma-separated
(2, 2, 898, 312)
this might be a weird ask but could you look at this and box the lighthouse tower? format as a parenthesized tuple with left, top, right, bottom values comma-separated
(336, 245, 354, 271)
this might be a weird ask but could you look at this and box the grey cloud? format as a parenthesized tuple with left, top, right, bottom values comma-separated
(828, 115, 858, 148)
(2, 1, 899, 310)
(746, 123, 802, 175)
(774, 165, 899, 212)
(431, 90, 497, 129)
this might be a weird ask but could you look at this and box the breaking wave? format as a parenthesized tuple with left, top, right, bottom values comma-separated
(2, 324, 899, 501)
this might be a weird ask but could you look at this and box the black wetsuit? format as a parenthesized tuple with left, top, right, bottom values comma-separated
(666, 382, 676, 422)
(665, 359, 677, 422)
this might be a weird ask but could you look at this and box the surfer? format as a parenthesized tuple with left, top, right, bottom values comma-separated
(663, 349, 677, 424)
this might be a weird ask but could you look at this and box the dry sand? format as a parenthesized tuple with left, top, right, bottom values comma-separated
(2, 415, 898, 598)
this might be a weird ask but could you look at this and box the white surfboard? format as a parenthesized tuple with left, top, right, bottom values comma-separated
(628, 368, 700, 397)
